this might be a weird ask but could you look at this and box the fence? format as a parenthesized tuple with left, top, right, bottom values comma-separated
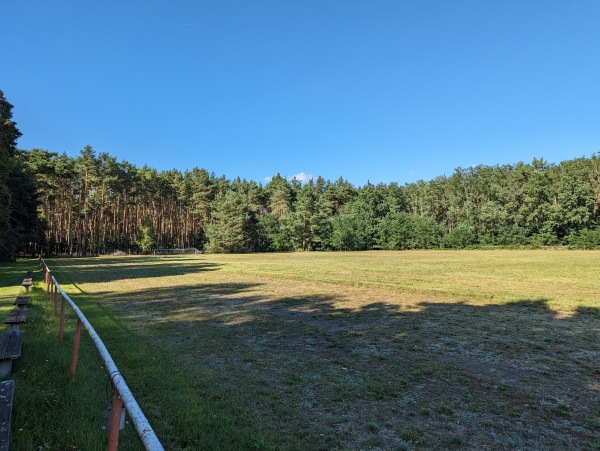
(39, 257, 164, 451)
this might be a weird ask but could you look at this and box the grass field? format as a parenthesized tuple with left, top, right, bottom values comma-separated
(3, 250, 600, 449)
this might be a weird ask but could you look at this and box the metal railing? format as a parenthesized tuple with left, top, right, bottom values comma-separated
(39, 257, 164, 451)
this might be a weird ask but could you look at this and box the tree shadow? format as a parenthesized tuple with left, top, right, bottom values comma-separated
(47, 256, 222, 283)
(59, 276, 600, 450)
(0, 260, 40, 288)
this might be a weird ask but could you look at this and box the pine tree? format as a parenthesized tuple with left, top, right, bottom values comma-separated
(205, 191, 253, 253)
(0, 90, 38, 260)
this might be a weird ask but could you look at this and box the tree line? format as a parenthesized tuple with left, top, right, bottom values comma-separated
(19, 147, 600, 256)
(1, 89, 599, 259)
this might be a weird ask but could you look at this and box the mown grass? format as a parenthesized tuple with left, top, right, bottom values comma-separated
(4, 250, 600, 449)
(1, 260, 270, 450)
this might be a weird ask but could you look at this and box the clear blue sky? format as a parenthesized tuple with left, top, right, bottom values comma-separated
(2, 1, 599, 186)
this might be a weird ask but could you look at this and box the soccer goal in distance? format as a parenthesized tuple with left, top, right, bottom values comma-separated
(153, 248, 202, 256)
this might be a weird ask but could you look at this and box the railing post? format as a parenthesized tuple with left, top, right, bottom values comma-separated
(53, 284, 58, 317)
(70, 319, 83, 375)
(107, 389, 124, 451)
(59, 294, 66, 340)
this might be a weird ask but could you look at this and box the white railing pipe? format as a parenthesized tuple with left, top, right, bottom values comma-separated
(45, 265, 163, 450)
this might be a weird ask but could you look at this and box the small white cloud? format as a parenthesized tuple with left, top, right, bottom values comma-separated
(288, 172, 313, 183)
(264, 172, 313, 184)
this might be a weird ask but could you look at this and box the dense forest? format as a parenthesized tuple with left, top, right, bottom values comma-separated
(1, 90, 600, 258)
(0, 90, 38, 261)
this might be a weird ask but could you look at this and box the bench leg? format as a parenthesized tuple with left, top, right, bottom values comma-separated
(0, 360, 12, 378)
(23, 286, 29, 293)
(9, 325, 20, 334)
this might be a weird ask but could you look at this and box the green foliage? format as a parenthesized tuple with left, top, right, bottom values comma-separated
(331, 213, 369, 251)
(443, 224, 478, 249)
(17, 150, 600, 254)
(378, 212, 424, 250)
(266, 174, 293, 221)
(567, 227, 600, 249)
(495, 224, 529, 246)
(205, 190, 253, 253)
(0, 90, 19, 260)
(138, 219, 157, 253)
(255, 212, 289, 252)
(0, 91, 39, 260)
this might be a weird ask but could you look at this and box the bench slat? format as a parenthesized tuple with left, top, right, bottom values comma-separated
(14, 296, 30, 306)
(4, 333, 22, 360)
(4, 309, 27, 324)
(0, 333, 22, 360)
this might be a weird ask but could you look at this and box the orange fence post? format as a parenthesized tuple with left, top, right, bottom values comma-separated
(107, 389, 124, 451)
(53, 285, 58, 317)
(70, 319, 83, 375)
(59, 294, 66, 340)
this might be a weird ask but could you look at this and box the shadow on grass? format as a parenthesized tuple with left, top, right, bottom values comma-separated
(46, 256, 222, 283)
(0, 259, 40, 289)
(76, 278, 600, 450)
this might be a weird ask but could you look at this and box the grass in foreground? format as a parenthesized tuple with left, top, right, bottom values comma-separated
(7, 250, 600, 449)
(0, 260, 140, 450)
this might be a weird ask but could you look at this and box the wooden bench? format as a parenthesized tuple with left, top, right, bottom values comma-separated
(4, 310, 26, 333)
(13, 297, 30, 308)
(0, 380, 14, 451)
(21, 278, 32, 293)
(0, 332, 22, 378)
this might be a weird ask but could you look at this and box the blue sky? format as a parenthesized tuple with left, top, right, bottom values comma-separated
(2, 1, 599, 186)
